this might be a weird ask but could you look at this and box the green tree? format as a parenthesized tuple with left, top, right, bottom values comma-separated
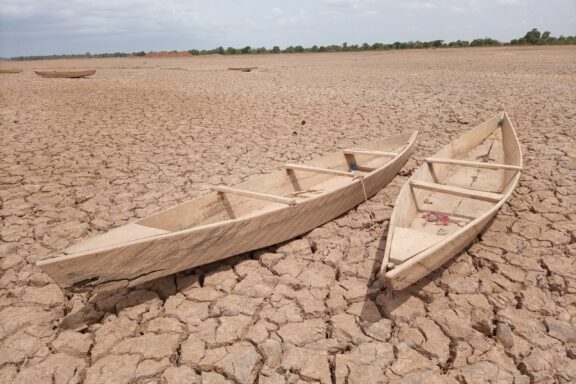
(524, 28, 541, 44)
(272, 46, 281, 53)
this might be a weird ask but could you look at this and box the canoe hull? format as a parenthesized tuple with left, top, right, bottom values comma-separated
(34, 70, 96, 78)
(38, 134, 417, 290)
(381, 113, 522, 290)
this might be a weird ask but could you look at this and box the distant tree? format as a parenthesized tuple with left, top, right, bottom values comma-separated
(216, 46, 225, 54)
(318, 46, 327, 52)
(541, 31, 551, 41)
(272, 46, 281, 53)
(240, 46, 251, 54)
(342, 42, 348, 51)
(361, 42, 371, 50)
(226, 47, 238, 54)
(134, 51, 146, 56)
(310, 45, 319, 52)
(188, 49, 200, 55)
(524, 28, 541, 44)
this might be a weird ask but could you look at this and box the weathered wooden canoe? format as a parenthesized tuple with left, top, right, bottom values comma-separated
(34, 70, 96, 78)
(38, 132, 418, 290)
(0, 69, 22, 74)
(228, 67, 257, 72)
(381, 112, 522, 290)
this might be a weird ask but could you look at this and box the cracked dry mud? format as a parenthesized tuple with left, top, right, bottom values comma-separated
(0, 46, 575, 384)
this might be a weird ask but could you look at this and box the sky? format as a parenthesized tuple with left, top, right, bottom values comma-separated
(0, 0, 575, 57)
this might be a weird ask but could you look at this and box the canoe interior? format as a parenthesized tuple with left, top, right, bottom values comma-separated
(64, 134, 413, 255)
(386, 113, 522, 266)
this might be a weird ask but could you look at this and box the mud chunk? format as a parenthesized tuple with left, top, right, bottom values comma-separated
(277, 318, 326, 346)
(161, 366, 200, 384)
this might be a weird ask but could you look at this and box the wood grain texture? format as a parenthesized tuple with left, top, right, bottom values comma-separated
(38, 131, 418, 290)
(381, 112, 522, 290)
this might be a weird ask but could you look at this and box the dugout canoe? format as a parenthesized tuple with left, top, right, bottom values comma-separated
(34, 69, 96, 78)
(0, 69, 22, 74)
(38, 132, 418, 290)
(381, 112, 522, 290)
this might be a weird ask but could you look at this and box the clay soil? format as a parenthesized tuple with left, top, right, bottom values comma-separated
(0, 46, 575, 383)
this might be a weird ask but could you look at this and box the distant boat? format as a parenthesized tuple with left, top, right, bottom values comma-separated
(381, 112, 522, 290)
(37, 132, 418, 290)
(34, 70, 96, 78)
(228, 67, 258, 72)
(0, 69, 22, 74)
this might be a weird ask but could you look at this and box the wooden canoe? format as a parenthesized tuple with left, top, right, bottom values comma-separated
(381, 112, 522, 290)
(228, 67, 258, 72)
(34, 70, 96, 78)
(0, 69, 22, 74)
(38, 132, 418, 290)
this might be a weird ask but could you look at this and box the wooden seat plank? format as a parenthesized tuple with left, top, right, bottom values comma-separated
(410, 180, 503, 202)
(425, 157, 522, 171)
(212, 186, 296, 205)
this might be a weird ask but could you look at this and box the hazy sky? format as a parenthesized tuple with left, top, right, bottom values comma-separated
(1, 0, 575, 57)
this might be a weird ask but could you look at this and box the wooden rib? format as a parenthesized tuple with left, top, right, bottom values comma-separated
(344, 149, 398, 157)
(425, 157, 522, 171)
(410, 180, 503, 202)
(212, 186, 296, 205)
(284, 164, 356, 177)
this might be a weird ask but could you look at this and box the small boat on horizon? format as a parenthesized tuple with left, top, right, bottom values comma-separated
(381, 112, 522, 290)
(34, 69, 96, 78)
(0, 69, 22, 74)
(38, 132, 418, 290)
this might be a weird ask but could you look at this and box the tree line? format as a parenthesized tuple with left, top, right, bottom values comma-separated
(8, 28, 575, 61)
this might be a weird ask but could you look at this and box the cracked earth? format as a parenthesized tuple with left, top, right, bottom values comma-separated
(0, 46, 575, 383)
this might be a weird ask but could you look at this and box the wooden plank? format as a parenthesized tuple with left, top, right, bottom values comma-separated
(343, 149, 398, 157)
(212, 186, 296, 205)
(425, 157, 522, 171)
(410, 180, 503, 202)
(284, 164, 356, 178)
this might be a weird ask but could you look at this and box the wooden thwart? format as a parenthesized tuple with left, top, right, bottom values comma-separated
(212, 186, 296, 205)
(425, 157, 522, 171)
(284, 164, 357, 178)
(343, 149, 398, 157)
(410, 180, 503, 202)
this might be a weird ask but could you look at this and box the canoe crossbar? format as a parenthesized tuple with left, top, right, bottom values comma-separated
(343, 149, 398, 157)
(212, 186, 296, 205)
(425, 158, 522, 171)
(284, 164, 357, 177)
(410, 180, 504, 203)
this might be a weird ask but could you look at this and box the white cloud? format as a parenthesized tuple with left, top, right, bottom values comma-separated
(321, 0, 379, 15)
(405, 0, 438, 10)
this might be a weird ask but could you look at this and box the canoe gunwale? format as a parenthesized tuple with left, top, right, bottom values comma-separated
(382, 112, 523, 290)
(37, 131, 419, 280)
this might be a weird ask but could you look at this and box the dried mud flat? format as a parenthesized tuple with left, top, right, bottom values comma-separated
(0, 46, 575, 383)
